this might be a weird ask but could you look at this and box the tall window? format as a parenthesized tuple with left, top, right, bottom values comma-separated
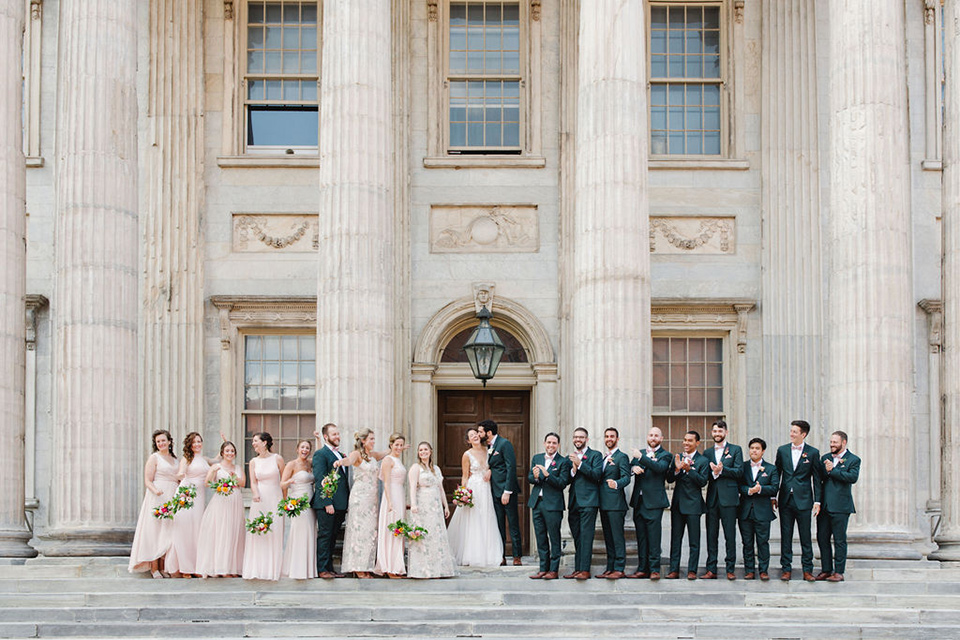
(244, 1, 319, 153)
(652, 336, 724, 454)
(648, 3, 723, 156)
(243, 334, 316, 462)
(446, 1, 522, 153)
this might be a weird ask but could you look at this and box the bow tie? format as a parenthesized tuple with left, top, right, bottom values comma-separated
(792, 445, 803, 451)
(751, 461, 762, 468)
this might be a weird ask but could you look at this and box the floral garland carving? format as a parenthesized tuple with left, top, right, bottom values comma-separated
(237, 217, 310, 249)
(650, 218, 732, 253)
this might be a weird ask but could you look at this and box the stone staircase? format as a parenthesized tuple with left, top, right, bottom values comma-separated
(1, 557, 959, 639)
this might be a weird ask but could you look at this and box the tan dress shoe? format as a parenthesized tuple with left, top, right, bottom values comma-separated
(826, 573, 844, 582)
(542, 571, 558, 580)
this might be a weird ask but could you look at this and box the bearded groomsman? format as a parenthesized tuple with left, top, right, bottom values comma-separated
(313, 423, 349, 579)
(527, 432, 570, 580)
(816, 431, 860, 582)
(596, 428, 631, 579)
(477, 420, 523, 566)
(702, 420, 743, 580)
(666, 431, 710, 580)
(738, 437, 779, 580)
(775, 419, 822, 582)
(563, 427, 603, 580)
(626, 426, 672, 580)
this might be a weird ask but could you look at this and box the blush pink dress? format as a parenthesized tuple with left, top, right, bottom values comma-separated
(280, 469, 317, 579)
(128, 453, 179, 572)
(242, 454, 284, 580)
(165, 456, 209, 575)
(374, 455, 406, 575)
(195, 466, 245, 577)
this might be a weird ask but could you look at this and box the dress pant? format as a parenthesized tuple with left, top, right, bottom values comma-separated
(493, 491, 523, 558)
(779, 497, 814, 573)
(531, 503, 563, 573)
(568, 505, 598, 572)
(738, 516, 771, 573)
(669, 510, 702, 574)
(315, 508, 346, 574)
(705, 504, 738, 573)
(817, 510, 850, 574)
(632, 508, 664, 573)
(599, 509, 626, 572)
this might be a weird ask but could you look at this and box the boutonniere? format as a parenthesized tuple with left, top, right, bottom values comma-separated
(550, 460, 557, 467)
(724, 452, 731, 459)
(761, 472, 768, 477)
(801, 453, 808, 459)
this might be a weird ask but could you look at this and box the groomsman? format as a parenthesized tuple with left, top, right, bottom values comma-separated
(527, 432, 570, 580)
(703, 420, 743, 580)
(478, 420, 523, 565)
(775, 419, 822, 582)
(563, 427, 603, 580)
(738, 437, 779, 580)
(596, 428, 631, 579)
(816, 431, 860, 582)
(666, 431, 710, 580)
(312, 423, 349, 579)
(626, 426, 672, 580)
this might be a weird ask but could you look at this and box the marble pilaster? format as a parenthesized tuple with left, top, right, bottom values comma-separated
(572, 0, 651, 442)
(826, 0, 919, 558)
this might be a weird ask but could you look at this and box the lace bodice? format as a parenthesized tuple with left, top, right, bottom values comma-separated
(466, 451, 488, 478)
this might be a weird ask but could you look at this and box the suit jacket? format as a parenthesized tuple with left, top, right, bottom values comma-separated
(488, 435, 520, 497)
(312, 445, 349, 511)
(667, 451, 710, 516)
(528, 452, 570, 511)
(567, 447, 603, 509)
(704, 442, 744, 508)
(775, 443, 822, 510)
(819, 450, 860, 515)
(598, 449, 631, 512)
(629, 447, 672, 513)
(738, 459, 779, 522)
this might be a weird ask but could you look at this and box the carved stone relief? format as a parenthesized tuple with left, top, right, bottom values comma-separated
(430, 205, 539, 253)
(233, 214, 319, 253)
(649, 216, 735, 254)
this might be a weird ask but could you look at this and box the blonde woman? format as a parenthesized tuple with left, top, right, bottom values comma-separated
(375, 433, 407, 577)
(338, 429, 386, 578)
(407, 442, 457, 579)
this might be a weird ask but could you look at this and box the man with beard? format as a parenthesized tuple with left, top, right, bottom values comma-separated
(596, 428, 631, 579)
(626, 426, 672, 580)
(563, 427, 603, 580)
(477, 420, 522, 565)
(816, 431, 860, 582)
(312, 423, 349, 579)
(527, 432, 570, 580)
(702, 419, 743, 580)
(665, 431, 710, 580)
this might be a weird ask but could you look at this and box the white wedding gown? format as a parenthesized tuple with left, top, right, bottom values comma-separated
(446, 451, 504, 567)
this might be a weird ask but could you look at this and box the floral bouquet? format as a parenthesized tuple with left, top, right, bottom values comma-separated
(246, 511, 274, 535)
(277, 495, 310, 517)
(387, 519, 409, 538)
(405, 525, 428, 542)
(172, 485, 198, 512)
(208, 475, 239, 497)
(453, 485, 474, 508)
(152, 500, 175, 520)
(320, 467, 339, 499)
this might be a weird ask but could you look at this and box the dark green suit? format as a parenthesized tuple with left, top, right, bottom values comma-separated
(313, 445, 349, 574)
(704, 442, 743, 574)
(817, 450, 860, 575)
(629, 447, 672, 574)
(775, 442, 822, 573)
(598, 449, 631, 573)
(488, 435, 522, 558)
(738, 459, 779, 574)
(566, 447, 603, 572)
(528, 452, 570, 573)
(667, 451, 709, 574)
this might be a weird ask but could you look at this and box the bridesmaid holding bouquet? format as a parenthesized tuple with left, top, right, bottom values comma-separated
(196, 441, 246, 577)
(375, 433, 407, 578)
(339, 429, 384, 579)
(128, 430, 179, 577)
(242, 432, 285, 580)
(407, 442, 457, 579)
(280, 439, 317, 579)
(167, 432, 213, 578)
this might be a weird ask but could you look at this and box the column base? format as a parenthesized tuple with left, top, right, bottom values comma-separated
(0, 529, 38, 558)
(33, 527, 133, 557)
(930, 536, 960, 563)
(846, 530, 924, 561)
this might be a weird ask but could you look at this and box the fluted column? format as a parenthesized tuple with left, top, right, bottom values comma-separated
(572, 1, 650, 442)
(317, 1, 395, 440)
(37, 0, 140, 556)
(826, 0, 919, 558)
(142, 2, 205, 443)
(933, 0, 960, 564)
(760, 0, 823, 438)
(0, 0, 33, 557)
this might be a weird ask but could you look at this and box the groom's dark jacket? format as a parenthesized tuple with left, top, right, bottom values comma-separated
(489, 435, 520, 496)
(528, 452, 570, 511)
(312, 445, 349, 511)
(567, 447, 603, 509)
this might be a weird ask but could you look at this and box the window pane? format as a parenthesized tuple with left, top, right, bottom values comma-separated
(281, 386, 298, 410)
(450, 3, 466, 26)
(248, 52, 264, 75)
(265, 2, 282, 23)
(283, 3, 299, 23)
(247, 105, 319, 146)
(706, 362, 723, 386)
(301, 79, 317, 101)
(248, 26, 265, 49)
(265, 52, 282, 73)
(653, 338, 669, 362)
(706, 388, 723, 412)
(265, 25, 282, 48)
(670, 364, 687, 387)
(246, 335, 262, 360)
(249, 3, 264, 23)
(245, 362, 261, 385)
(651, 6, 667, 29)
(282, 78, 299, 99)
(262, 386, 280, 410)
(450, 122, 466, 146)
(299, 386, 316, 410)
(281, 362, 298, 385)
(503, 122, 520, 146)
(245, 386, 262, 410)
(263, 362, 280, 385)
(705, 338, 723, 361)
(301, 4, 317, 23)
(300, 362, 316, 386)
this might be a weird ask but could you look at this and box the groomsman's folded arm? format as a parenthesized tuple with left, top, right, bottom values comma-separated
(639, 452, 672, 475)
(578, 454, 602, 482)
(544, 459, 571, 489)
(688, 460, 710, 488)
(760, 467, 780, 497)
(719, 450, 744, 479)
(829, 457, 860, 484)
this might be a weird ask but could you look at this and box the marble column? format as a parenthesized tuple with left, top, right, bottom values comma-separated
(0, 0, 33, 558)
(933, 0, 960, 564)
(317, 1, 395, 441)
(142, 1, 206, 443)
(760, 0, 823, 439)
(572, 0, 651, 443)
(826, 0, 919, 558)
(37, 0, 140, 556)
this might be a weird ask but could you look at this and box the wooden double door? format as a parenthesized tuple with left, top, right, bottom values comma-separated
(437, 389, 530, 556)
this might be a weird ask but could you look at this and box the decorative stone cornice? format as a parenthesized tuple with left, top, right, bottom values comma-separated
(30, 0, 41, 20)
(531, 0, 541, 21)
(224, 0, 234, 20)
(919, 299, 943, 353)
(734, 0, 744, 24)
(925, 0, 937, 26)
(24, 295, 48, 352)
(427, 0, 438, 21)
(210, 296, 318, 350)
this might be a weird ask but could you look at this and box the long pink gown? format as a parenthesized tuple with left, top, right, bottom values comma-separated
(128, 453, 179, 572)
(195, 466, 245, 577)
(281, 469, 317, 579)
(164, 456, 209, 574)
(374, 455, 406, 575)
(242, 454, 284, 580)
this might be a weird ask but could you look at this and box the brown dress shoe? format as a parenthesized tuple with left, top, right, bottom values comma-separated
(780, 571, 791, 581)
(664, 571, 680, 579)
(575, 571, 591, 580)
(500, 558, 507, 567)
(563, 572, 579, 579)
(606, 571, 625, 579)
(625, 571, 649, 579)
(743, 572, 756, 580)
(759, 572, 770, 581)
(542, 571, 558, 580)
(333, 573, 347, 578)
(727, 572, 736, 580)
(687, 571, 697, 580)
(826, 573, 844, 582)
(594, 570, 611, 579)
(803, 571, 816, 582)
(700, 571, 717, 579)
(649, 572, 661, 580)
(815, 571, 832, 581)
(319, 571, 336, 579)
(529, 572, 545, 579)
(513, 557, 523, 566)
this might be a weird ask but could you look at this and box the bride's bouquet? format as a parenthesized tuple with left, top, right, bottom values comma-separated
(277, 495, 310, 517)
(453, 485, 474, 508)
(387, 519, 429, 541)
(246, 511, 274, 535)
(171, 485, 198, 512)
(208, 475, 239, 497)
(152, 500, 175, 520)
(320, 467, 339, 499)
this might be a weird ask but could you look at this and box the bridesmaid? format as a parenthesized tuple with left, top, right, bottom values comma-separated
(242, 432, 285, 580)
(375, 433, 407, 578)
(196, 441, 246, 578)
(280, 439, 317, 579)
(407, 442, 457, 579)
(128, 430, 178, 577)
(339, 429, 387, 579)
(167, 432, 212, 578)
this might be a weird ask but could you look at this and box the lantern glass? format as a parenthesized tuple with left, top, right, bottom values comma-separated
(461, 307, 506, 385)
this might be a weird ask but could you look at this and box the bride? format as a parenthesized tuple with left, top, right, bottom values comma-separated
(447, 427, 504, 567)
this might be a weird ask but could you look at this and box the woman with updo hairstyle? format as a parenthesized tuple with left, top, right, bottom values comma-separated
(129, 430, 178, 577)
(407, 441, 456, 579)
(196, 441, 246, 577)
(167, 432, 217, 578)
(280, 439, 317, 579)
(375, 432, 408, 577)
(242, 432, 285, 580)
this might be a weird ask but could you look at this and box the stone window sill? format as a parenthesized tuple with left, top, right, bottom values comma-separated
(423, 155, 547, 169)
(26, 156, 44, 168)
(649, 158, 750, 170)
(217, 155, 319, 168)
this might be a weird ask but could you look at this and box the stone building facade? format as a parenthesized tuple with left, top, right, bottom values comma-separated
(1, 0, 959, 561)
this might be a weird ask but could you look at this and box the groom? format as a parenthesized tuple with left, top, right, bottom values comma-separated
(313, 422, 349, 579)
(478, 420, 523, 566)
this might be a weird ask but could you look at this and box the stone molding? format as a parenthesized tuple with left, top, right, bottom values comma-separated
(211, 296, 317, 350)
(24, 295, 48, 351)
(430, 205, 538, 253)
(919, 299, 943, 353)
(233, 213, 319, 252)
(649, 216, 734, 254)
